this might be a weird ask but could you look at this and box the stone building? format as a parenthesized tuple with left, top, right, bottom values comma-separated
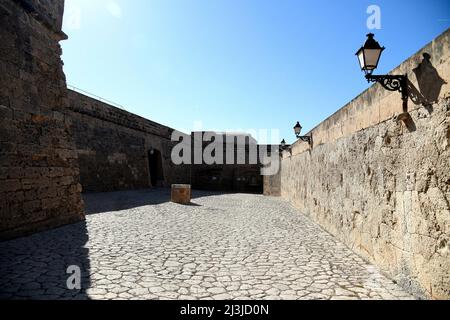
(189, 132, 265, 193)
(65, 90, 266, 194)
(66, 89, 191, 192)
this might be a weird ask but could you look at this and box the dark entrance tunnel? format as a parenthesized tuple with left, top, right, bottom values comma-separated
(148, 149, 164, 187)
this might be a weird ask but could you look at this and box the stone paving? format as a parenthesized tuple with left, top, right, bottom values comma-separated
(0, 189, 416, 300)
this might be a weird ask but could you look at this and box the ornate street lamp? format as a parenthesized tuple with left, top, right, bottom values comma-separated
(356, 33, 408, 112)
(294, 122, 302, 137)
(294, 121, 312, 145)
(279, 139, 287, 152)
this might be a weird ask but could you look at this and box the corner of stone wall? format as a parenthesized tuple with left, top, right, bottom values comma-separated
(0, 0, 85, 240)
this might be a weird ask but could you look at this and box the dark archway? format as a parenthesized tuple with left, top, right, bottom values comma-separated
(148, 149, 164, 187)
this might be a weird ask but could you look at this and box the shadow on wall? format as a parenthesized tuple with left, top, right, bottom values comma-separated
(0, 221, 91, 300)
(397, 52, 447, 134)
(408, 53, 447, 110)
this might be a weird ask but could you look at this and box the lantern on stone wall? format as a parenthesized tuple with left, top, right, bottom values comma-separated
(294, 122, 302, 138)
(355, 33, 409, 113)
(356, 33, 385, 75)
(293, 121, 312, 145)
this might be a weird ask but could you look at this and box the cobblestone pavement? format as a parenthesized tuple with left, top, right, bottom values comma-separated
(0, 189, 416, 300)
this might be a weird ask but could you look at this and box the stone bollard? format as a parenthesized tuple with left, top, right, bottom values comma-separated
(171, 184, 192, 205)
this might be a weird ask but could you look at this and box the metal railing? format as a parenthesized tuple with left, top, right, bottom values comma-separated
(67, 84, 127, 111)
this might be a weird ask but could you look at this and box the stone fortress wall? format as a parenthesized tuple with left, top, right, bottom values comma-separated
(265, 29, 450, 299)
(66, 89, 191, 192)
(66, 91, 265, 193)
(189, 133, 265, 193)
(0, 0, 85, 240)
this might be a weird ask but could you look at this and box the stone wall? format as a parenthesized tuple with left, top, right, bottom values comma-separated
(67, 89, 191, 192)
(275, 29, 450, 299)
(263, 162, 281, 197)
(0, 0, 85, 240)
(190, 133, 263, 193)
(67, 92, 266, 194)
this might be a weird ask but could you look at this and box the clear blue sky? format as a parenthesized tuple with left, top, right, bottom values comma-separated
(62, 0, 449, 144)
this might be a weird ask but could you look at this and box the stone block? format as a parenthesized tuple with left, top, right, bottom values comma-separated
(22, 200, 41, 213)
(0, 104, 13, 119)
(42, 197, 60, 210)
(171, 184, 191, 205)
(0, 179, 22, 192)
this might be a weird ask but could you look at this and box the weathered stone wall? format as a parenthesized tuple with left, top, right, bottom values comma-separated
(263, 162, 281, 197)
(67, 90, 190, 192)
(276, 29, 450, 299)
(0, 0, 85, 240)
(191, 163, 263, 193)
(189, 133, 264, 193)
(67, 95, 265, 194)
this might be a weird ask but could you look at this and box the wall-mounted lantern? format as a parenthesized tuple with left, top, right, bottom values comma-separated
(356, 33, 409, 112)
(294, 121, 312, 145)
(280, 139, 288, 152)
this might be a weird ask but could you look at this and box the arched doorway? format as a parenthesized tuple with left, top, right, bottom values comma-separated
(148, 149, 164, 187)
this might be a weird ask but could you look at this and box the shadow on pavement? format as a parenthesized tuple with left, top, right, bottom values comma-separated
(0, 221, 91, 300)
(83, 188, 247, 215)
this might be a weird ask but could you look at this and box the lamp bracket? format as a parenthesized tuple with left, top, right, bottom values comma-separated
(366, 74, 409, 112)
(296, 134, 312, 145)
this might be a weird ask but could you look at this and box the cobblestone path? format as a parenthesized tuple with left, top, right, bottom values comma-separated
(0, 189, 415, 300)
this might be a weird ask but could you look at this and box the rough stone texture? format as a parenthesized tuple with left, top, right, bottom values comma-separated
(66, 89, 191, 192)
(281, 100, 450, 300)
(0, 0, 85, 240)
(264, 159, 281, 197)
(0, 190, 414, 300)
(274, 30, 450, 299)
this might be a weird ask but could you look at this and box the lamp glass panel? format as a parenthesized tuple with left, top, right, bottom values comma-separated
(364, 48, 382, 69)
(357, 50, 365, 70)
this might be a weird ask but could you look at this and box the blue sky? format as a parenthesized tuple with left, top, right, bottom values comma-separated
(62, 0, 449, 143)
